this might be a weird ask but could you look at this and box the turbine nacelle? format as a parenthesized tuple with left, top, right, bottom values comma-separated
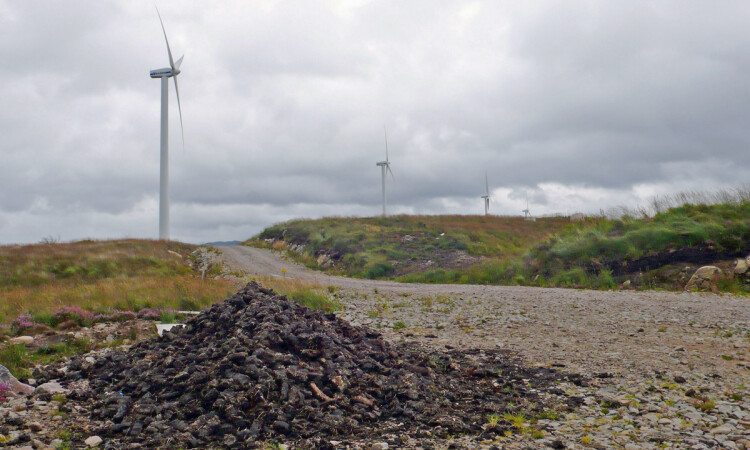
(150, 68, 178, 78)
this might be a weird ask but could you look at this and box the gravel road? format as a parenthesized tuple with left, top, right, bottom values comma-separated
(219, 245, 750, 449)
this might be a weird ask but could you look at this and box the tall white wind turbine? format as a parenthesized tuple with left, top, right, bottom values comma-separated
(150, 8, 184, 241)
(376, 126, 394, 217)
(480, 172, 490, 215)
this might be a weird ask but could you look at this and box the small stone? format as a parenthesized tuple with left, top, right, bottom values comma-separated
(10, 336, 34, 345)
(84, 436, 103, 447)
(28, 421, 43, 432)
(272, 420, 290, 434)
(711, 424, 734, 435)
(35, 381, 70, 395)
(372, 443, 389, 450)
(50, 439, 64, 448)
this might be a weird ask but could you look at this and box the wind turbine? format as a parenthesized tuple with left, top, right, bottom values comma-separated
(376, 126, 394, 217)
(522, 193, 531, 219)
(150, 8, 184, 241)
(480, 172, 490, 215)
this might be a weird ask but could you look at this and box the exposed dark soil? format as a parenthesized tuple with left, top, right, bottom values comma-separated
(603, 245, 750, 276)
(39, 282, 585, 449)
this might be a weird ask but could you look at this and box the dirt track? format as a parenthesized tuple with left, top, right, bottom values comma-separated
(220, 246, 750, 448)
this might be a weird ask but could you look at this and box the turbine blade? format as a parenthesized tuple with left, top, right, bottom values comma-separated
(383, 125, 389, 163)
(156, 7, 176, 70)
(173, 76, 185, 152)
(175, 54, 184, 70)
(485, 172, 489, 195)
(387, 163, 394, 180)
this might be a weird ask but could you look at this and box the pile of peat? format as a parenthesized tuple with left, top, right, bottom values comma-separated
(50, 283, 585, 448)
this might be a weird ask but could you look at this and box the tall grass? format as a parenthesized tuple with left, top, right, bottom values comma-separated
(248, 275, 342, 313)
(0, 240, 238, 324)
(249, 215, 575, 279)
(1, 275, 238, 323)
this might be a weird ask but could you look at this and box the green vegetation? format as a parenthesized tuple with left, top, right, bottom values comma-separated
(247, 214, 575, 279)
(0, 239, 238, 325)
(248, 197, 750, 292)
(287, 288, 342, 313)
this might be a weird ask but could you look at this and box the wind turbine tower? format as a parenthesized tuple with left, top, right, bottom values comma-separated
(150, 8, 184, 241)
(523, 193, 532, 220)
(376, 126, 394, 217)
(481, 172, 490, 215)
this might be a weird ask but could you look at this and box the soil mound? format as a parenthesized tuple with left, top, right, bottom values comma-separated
(55, 283, 583, 448)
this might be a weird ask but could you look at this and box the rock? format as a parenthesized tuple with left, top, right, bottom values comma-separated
(52, 282, 581, 449)
(0, 364, 34, 396)
(10, 336, 34, 345)
(84, 436, 103, 447)
(15, 323, 51, 336)
(56, 320, 79, 331)
(711, 424, 734, 434)
(50, 439, 64, 449)
(685, 266, 722, 292)
(734, 259, 749, 275)
(372, 443, 389, 450)
(621, 280, 632, 289)
(35, 381, 70, 395)
(28, 421, 43, 432)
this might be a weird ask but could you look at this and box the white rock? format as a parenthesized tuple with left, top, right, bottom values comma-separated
(371, 443, 389, 450)
(35, 381, 70, 395)
(9, 336, 34, 345)
(85, 436, 103, 447)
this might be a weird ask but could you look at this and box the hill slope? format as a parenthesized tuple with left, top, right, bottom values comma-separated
(0, 239, 237, 323)
(246, 215, 577, 279)
(248, 203, 750, 293)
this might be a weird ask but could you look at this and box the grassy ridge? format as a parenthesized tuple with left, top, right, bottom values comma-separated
(0, 240, 238, 323)
(529, 202, 750, 271)
(249, 201, 750, 292)
(247, 215, 577, 279)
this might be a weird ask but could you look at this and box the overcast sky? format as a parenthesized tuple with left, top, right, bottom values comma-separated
(3, 1, 750, 244)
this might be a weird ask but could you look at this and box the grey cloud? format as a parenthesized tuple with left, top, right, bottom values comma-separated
(2, 1, 750, 244)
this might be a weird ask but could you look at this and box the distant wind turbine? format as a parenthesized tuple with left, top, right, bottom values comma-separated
(480, 172, 490, 215)
(150, 8, 184, 241)
(376, 126, 394, 217)
(523, 193, 531, 219)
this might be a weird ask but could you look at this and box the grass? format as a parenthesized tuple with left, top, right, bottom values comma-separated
(246, 192, 750, 292)
(0, 239, 238, 325)
(246, 214, 576, 280)
(246, 275, 343, 313)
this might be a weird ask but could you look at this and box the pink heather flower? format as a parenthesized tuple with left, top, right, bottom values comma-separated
(0, 382, 11, 403)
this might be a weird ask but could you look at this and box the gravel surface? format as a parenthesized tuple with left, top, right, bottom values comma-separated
(219, 245, 750, 449)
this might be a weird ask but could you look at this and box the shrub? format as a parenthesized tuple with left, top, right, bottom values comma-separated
(552, 268, 590, 287)
(593, 270, 616, 290)
(363, 262, 394, 279)
(53, 305, 95, 327)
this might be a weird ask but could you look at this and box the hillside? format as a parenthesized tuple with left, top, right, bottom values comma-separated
(246, 215, 577, 278)
(524, 201, 750, 291)
(0, 239, 237, 324)
(247, 202, 750, 292)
